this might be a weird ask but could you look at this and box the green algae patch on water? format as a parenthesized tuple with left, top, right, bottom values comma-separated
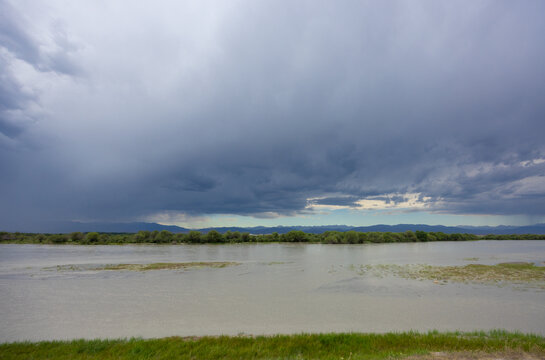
(101, 262, 240, 271)
(356, 262, 545, 288)
(49, 262, 240, 272)
(263, 261, 287, 265)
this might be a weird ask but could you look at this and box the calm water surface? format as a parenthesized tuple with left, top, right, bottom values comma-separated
(1, 241, 545, 341)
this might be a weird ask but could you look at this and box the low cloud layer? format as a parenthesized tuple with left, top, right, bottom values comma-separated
(1, 0, 545, 230)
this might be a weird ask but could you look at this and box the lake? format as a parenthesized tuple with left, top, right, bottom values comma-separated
(1, 241, 545, 342)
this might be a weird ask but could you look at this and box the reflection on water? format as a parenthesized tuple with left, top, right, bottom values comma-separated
(1, 241, 545, 341)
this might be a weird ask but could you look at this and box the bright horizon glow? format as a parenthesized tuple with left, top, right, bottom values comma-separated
(145, 209, 544, 229)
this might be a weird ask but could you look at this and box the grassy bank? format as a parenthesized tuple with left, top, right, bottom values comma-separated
(1, 331, 545, 360)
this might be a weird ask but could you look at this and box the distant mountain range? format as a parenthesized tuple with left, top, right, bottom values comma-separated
(11, 221, 545, 235)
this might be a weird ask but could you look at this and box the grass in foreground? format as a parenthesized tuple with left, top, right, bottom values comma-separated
(51, 262, 240, 272)
(1, 331, 544, 360)
(357, 262, 545, 288)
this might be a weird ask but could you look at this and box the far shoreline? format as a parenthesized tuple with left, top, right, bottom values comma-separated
(2, 230, 545, 245)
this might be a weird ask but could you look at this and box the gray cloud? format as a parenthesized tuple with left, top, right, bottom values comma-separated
(0, 1, 40, 65)
(0, 1, 82, 75)
(1, 0, 545, 230)
(0, 55, 32, 139)
(0, 0, 84, 146)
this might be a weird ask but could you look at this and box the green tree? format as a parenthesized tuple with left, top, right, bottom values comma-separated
(284, 230, 307, 242)
(99, 233, 110, 243)
(241, 232, 251, 242)
(69, 232, 84, 242)
(344, 231, 359, 244)
(325, 233, 340, 244)
(228, 231, 242, 242)
(50, 234, 68, 244)
(188, 231, 202, 243)
(415, 231, 428, 242)
(156, 230, 173, 243)
(134, 231, 151, 243)
(367, 232, 382, 243)
(86, 232, 99, 243)
(404, 230, 417, 242)
(382, 232, 394, 243)
(206, 230, 223, 243)
(357, 232, 368, 243)
(174, 233, 187, 243)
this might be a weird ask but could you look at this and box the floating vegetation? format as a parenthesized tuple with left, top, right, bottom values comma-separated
(48, 262, 240, 272)
(463, 257, 479, 261)
(353, 262, 545, 288)
(263, 261, 286, 265)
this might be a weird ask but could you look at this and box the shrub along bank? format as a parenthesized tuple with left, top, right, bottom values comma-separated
(1, 229, 545, 245)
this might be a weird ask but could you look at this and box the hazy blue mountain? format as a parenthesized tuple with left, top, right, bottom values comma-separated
(350, 224, 545, 235)
(209, 224, 545, 235)
(7, 222, 545, 235)
(197, 225, 354, 235)
(28, 221, 188, 234)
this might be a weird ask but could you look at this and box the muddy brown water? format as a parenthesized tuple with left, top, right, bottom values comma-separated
(1, 240, 544, 342)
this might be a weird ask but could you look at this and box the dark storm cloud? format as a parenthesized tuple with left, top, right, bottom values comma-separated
(1, 0, 545, 229)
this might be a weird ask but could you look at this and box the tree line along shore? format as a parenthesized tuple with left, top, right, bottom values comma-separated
(1, 230, 544, 245)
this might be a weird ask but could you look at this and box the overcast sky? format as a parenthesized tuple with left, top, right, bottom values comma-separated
(1, 0, 545, 231)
